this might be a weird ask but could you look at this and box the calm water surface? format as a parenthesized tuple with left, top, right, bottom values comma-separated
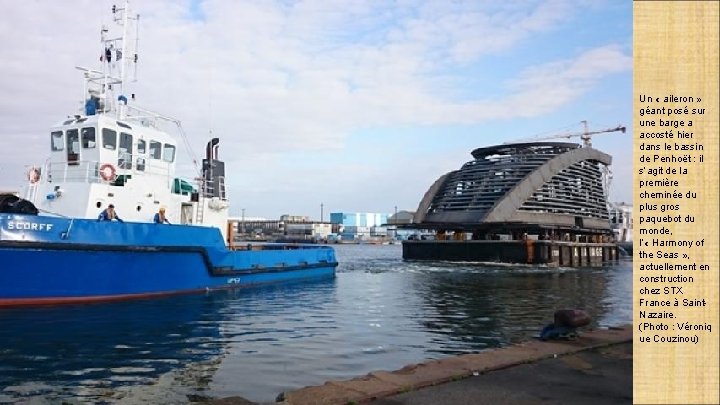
(0, 244, 631, 403)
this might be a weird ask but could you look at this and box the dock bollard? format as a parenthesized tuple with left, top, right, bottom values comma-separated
(539, 309, 591, 341)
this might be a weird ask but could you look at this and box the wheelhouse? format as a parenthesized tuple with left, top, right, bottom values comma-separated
(46, 115, 177, 186)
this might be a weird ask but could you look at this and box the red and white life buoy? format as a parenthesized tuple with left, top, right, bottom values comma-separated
(27, 167, 41, 184)
(99, 163, 117, 181)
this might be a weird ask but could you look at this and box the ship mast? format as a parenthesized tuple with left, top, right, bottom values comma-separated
(82, 1, 139, 119)
(75, 3, 200, 173)
(112, 1, 139, 119)
(118, 2, 129, 109)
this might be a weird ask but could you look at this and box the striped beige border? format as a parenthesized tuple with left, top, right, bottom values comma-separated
(634, 1, 719, 404)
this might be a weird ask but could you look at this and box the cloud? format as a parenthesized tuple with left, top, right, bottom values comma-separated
(130, 0, 616, 152)
(499, 44, 632, 117)
(0, 0, 631, 216)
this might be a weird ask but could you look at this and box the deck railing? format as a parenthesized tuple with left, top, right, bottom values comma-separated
(42, 158, 172, 184)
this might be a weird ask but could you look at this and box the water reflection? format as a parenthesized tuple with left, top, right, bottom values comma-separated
(0, 280, 338, 403)
(412, 266, 616, 354)
(0, 295, 227, 403)
(0, 245, 631, 403)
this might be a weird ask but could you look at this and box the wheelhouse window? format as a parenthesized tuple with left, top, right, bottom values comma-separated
(136, 157, 146, 171)
(137, 139, 146, 154)
(51, 131, 64, 151)
(102, 128, 117, 150)
(149, 141, 162, 159)
(82, 127, 96, 148)
(118, 132, 133, 169)
(163, 144, 176, 163)
(66, 129, 80, 165)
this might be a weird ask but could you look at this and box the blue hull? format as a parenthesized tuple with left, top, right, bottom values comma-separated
(0, 214, 337, 306)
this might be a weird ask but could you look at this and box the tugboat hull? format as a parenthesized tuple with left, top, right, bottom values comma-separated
(0, 214, 337, 306)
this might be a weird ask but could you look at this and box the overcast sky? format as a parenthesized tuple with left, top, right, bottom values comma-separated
(0, 0, 632, 219)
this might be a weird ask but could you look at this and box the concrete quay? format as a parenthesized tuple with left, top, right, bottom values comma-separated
(210, 325, 632, 405)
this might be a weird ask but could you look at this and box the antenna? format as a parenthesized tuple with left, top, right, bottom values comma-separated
(119, 2, 129, 110)
(133, 13, 140, 82)
(90, 1, 140, 119)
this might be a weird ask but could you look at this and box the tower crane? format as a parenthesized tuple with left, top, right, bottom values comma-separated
(509, 121, 626, 148)
(504, 121, 626, 201)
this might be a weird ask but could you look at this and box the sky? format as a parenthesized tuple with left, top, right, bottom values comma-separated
(0, 0, 632, 220)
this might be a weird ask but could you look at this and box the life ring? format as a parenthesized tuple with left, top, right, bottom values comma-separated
(99, 163, 117, 181)
(27, 167, 41, 184)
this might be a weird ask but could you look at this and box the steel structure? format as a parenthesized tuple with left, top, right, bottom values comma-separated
(412, 142, 613, 234)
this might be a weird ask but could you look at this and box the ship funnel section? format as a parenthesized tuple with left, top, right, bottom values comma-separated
(202, 138, 226, 199)
(206, 138, 220, 161)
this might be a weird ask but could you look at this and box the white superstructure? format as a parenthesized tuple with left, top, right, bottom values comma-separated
(24, 1, 230, 242)
(609, 202, 632, 243)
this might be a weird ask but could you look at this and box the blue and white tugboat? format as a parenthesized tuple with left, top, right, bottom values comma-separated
(0, 2, 337, 307)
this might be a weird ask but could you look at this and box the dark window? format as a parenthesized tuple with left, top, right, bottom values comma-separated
(149, 141, 161, 159)
(82, 127, 96, 148)
(102, 128, 117, 150)
(163, 144, 176, 163)
(66, 129, 80, 165)
(119, 132, 133, 169)
(136, 157, 146, 171)
(51, 131, 64, 151)
(137, 139, 146, 154)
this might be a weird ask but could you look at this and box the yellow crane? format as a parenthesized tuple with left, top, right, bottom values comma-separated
(505, 121, 626, 199)
(510, 121, 626, 148)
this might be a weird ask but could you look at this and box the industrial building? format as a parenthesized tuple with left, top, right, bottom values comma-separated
(226, 211, 420, 243)
(227, 215, 333, 242)
(329, 212, 390, 240)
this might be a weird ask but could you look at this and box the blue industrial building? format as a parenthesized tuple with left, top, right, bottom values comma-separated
(330, 212, 390, 240)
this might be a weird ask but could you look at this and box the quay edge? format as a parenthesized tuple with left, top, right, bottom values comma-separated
(276, 325, 632, 405)
(207, 325, 631, 405)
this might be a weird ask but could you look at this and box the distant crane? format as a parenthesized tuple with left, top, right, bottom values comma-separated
(505, 121, 626, 200)
(509, 121, 626, 148)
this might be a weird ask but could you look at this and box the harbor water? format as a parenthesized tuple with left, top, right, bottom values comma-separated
(0, 244, 632, 403)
